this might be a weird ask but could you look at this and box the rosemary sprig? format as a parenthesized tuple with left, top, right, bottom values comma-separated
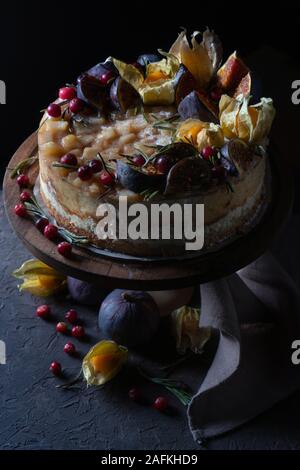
(52, 162, 78, 170)
(152, 123, 177, 131)
(138, 368, 193, 406)
(97, 153, 114, 177)
(24, 197, 89, 246)
(139, 188, 161, 201)
(225, 181, 234, 193)
(9, 156, 38, 179)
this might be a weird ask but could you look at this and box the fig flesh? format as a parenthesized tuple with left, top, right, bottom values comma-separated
(110, 76, 141, 112)
(178, 90, 218, 122)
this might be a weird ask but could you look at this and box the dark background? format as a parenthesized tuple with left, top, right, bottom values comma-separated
(1, 1, 300, 182)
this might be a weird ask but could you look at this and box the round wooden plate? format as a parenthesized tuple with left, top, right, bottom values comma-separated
(3, 133, 294, 290)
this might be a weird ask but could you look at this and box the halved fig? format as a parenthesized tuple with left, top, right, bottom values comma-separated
(178, 90, 218, 122)
(87, 59, 117, 81)
(173, 64, 197, 105)
(116, 160, 165, 193)
(77, 73, 107, 111)
(155, 142, 199, 160)
(216, 52, 249, 92)
(220, 139, 252, 173)
(110, 77, 141, 112)
(232, 72, 251, 98)
(164, 157, 211, 195)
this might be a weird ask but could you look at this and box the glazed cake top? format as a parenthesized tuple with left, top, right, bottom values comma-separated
(39, 28, 275, 199)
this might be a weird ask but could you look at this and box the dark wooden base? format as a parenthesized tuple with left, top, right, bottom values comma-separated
(3, 133, 294, 290)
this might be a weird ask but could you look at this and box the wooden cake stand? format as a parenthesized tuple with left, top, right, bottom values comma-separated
(3, 133, 294, 290)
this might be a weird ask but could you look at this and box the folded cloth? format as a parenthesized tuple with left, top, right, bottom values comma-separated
(188, 219, 300, 442)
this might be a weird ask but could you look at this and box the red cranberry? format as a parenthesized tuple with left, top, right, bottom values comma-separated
(71, 325, 85, 339)
(65, 309, 78, 324)
(202, 146, 215, 160)
(14, 203, 27, 217)
(153, 396, 168, 412)
(59, 87, 77, 101)
(57, 241, 72, 258)
(47, 103, 61, 118)
(132, 155, 145, 167)
(20, 191, 31, 202)
(210, 87, 222, 102)
(128, 387, 142, 402)
(89, 159, 103, 173)
(36, 304, 51, 318)
(35, 217, 49, 232)
(69, 98, 84, 114)
(43, 223, 58, 240)
(50, 361, 61, 376)
(60, 153, 78, 166)
(17, 174, 30, 188)
(77, 165, 93, 181)
(56, 321, 68, 334)
(155, 155, 173, 174)
(64, 342, 76, 355)
(99, 70, 114, 85)
(99, 171, 114, 186)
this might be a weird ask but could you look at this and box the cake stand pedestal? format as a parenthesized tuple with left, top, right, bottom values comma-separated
(3, 133, 293, 291)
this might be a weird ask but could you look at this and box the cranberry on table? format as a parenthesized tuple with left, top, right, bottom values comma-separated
(132, 154, 145, 167)
(99, 70, 114, 85)
(89, 159, 103, 173)
(77, 165, 93, 181)
(202, 146, 215, 160)
(69, 98, 84, 114)
(57, 241, 72, 258)
(60, 153, 78, 166)
(36, 304, 51, 318)
(35, 217, 49, 232)
(50, 361, 62, 376)
(19, 190, 31, 202)
(65, 309, 78, 324)
(47, 103, 61, 118)
(17, 174, 30, 188)
(14, 203, 27, 217)
(64, 342, 76, 355)
(71, 325, 85, 339)
(43, 223, 58, 240)
(56, 322, 68, 334)
(99, 171, 114, 186)
(128, 387, 142, 402)
(155, 155, 173, 174)
(153, 396, 168, 412)
(59, 86, 77, 101)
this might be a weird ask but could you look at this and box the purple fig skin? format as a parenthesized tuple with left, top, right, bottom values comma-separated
(178, 91, 218, 122)
(67, 277, 110, 306)
(98, 290, 160, 347)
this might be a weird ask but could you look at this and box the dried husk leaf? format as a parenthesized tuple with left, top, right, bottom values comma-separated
(112, 54, 179, 105)
(219, 94, 241, 139)
(219, 95, 275, 143)
(196, 123, 224, 151)
(13, 259, 66, 297)
(169, 31, 213, 88)
(82, 340, 128, 386)
(171, 306, 211, 355)
(251, 97, 276, 143)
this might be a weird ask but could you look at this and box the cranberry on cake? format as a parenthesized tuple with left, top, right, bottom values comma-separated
(38, 28, 275, 257)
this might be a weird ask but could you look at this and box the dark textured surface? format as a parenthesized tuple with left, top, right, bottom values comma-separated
(1, 192, 300, 450)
